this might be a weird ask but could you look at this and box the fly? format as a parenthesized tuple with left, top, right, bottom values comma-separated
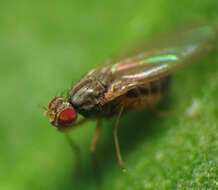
(45, 23, 217, 171)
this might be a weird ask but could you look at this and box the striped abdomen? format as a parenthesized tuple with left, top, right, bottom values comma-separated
(108, 75, 171, 113)
(126, 75, 171, 98)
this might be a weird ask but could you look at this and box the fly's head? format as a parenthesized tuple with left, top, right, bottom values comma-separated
(45, 97, 77, 130)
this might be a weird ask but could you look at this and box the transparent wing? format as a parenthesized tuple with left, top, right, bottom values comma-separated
(102, 23, 217, 102)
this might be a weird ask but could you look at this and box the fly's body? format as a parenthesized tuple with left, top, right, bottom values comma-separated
(68, 70, 170, 118)
(45, 23, 217, 171)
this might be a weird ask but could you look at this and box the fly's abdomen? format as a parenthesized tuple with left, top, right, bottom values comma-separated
(148, 75, 171, 95)
(102, 76, 171, 116)
(118, 75, 171, 112)
(126, 75, 171, 98)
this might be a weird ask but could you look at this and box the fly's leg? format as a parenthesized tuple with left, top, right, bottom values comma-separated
(64, 133, 82, 178)
(60, 118, 89, 178)
(90, 120, 103, 187)
(113, 106, 126, 172)
(90, 120, 102, 153)
(64, 133, 80, 156)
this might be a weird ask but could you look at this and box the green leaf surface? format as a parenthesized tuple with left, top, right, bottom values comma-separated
(0, 1, 217, 190)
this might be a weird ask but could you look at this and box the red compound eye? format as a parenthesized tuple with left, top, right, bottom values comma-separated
(58, 108, 77, 126)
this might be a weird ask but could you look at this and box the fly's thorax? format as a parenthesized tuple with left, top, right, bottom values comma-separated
(67, 71, 111, 117)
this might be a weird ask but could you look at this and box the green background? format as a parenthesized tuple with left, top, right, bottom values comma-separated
(0, 0, 217, 190)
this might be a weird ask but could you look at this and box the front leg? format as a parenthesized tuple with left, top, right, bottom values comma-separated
(90, 120, 103, 187)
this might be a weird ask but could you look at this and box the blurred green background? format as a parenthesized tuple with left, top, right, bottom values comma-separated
(0, 0, 217, 190)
